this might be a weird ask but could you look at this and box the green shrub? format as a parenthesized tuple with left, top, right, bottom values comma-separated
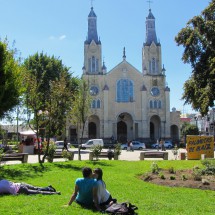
(159, 172, 166, 179)
(44, 141, 56, 163)
(168, 167, 176, 174)
(192, 169, 202, 181)
(91, 145, 102, 160)
(181, 174, 188, 181)
(142, 172, 152, 181)
(62, 150, 74, 160)
(114, 143, 122, 156)
(201, 159, 215, 175)
(151, 162, 159, 174)
(170, 175, 176, 180)
(7, 141, 19, 145)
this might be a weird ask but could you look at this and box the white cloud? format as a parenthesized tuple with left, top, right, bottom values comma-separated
(59, 35, 66, 40)
(48, 35, 66, 41)
(49, 36, 55, 40)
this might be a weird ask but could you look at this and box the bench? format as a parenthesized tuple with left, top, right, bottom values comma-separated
(89, 151, 115, 160)
(140, 151, 168, 160)
(53, 151, 74, 160)
(1, 153, 29, 163)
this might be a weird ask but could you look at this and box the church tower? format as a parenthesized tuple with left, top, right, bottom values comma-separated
(142, 9, 163, 75)
(83, 7, 105, 75)
(142, 8, 171, 140)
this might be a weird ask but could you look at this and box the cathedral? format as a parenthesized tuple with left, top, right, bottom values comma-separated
(67, 6, 180, 144)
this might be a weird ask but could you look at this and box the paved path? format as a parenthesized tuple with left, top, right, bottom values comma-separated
(1, 148, 189, 165)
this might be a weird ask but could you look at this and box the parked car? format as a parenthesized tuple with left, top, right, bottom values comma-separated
(81, 139, 104, 149)
(54, 141, 71, 149)
(151, 141, 173, 149)
(121, 141, 146, 150)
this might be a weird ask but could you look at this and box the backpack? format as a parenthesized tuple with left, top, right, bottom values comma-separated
(105, 202, 138, 215)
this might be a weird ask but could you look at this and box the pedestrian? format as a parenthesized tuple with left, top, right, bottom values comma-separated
(0, 179, 60, 195)
(160, 139, 165, 151)
(127, 140, 132, 151)
(130, 141, 134, 151)
(62, 137, 69, 151)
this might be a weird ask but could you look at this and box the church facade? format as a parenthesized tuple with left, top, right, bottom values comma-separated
(67, 7, 180, 144)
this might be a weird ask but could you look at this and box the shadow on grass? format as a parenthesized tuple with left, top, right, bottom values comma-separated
(85, 161, 114, 167)
(53, 163, 82, 171)
(53, 161, 113, 169)
(0, 164, 51, 181)
(0, 161, 114, 181)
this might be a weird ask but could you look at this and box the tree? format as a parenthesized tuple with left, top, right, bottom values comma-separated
(69, 79, 92, 160)
(181, 122, 199, 145)
(175, 0, 215, 116)
(181, 122, 199, 137)
(0, 39, 23, 119)
(23, 52, 78, 163)
(23, 52, 78, 136)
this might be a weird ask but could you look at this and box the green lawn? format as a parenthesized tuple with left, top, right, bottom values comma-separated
(0, 160, 214, 215)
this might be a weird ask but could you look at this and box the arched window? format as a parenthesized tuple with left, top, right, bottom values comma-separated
(92, 56, 96, 73)
(158, 100, 161, 108)
(97, 99, 101, 108)
(150, 100, 162, 109)
(91, 99, 101, 109)
(150, 100, 153, 109)
(152, 58, 156, 73)
(91, 100, 96, 108)
(154, 100, 157, 108)
(117, 79, 134, 102)
(149, 58, 158, 74)
(88, 56, 98, 73)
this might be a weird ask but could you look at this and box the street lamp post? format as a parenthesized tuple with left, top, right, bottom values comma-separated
(194, 116, 199, 134)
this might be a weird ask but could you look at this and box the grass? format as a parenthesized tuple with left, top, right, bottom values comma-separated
(0, 160, 215, 215)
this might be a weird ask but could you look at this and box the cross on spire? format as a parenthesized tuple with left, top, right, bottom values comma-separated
(147, 0, 153, 9)
(91, 0, 95, 7)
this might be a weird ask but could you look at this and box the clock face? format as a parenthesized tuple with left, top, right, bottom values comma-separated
(151, 87, 160, 96)
(90, 86, 99, 96)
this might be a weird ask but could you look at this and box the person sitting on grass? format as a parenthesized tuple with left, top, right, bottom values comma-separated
(67, 167, 100, 210)
(93, 168, 117, 209)
(0, 179, 60, 195)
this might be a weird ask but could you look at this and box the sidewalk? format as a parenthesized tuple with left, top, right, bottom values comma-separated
(1, 148, 188, 165)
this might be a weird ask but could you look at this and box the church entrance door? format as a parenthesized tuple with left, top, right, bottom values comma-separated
(117, 121, 127, 143)
(88, 122, 96, 139)
(116, 113, 133, 143)
(88, 115, 100, 139)
(150, 115, 161, 142)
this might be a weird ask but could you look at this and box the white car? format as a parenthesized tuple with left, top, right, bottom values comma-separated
(151, 141, 173, 149)
(121, 141, 146, 150)
(55, 141, 70, 149)
(81, 139, 104, 149)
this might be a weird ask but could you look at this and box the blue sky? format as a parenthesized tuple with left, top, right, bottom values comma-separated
(0, 0, 210, 114)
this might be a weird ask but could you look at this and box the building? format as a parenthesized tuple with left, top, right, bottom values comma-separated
(189, 109, 215, 136)
(67, 7, 180, 144)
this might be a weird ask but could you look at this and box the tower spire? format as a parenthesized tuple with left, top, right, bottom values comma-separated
(86, 5, 100, 44)
(123, 47, 126, 60)
(145, 7, 158, 45)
